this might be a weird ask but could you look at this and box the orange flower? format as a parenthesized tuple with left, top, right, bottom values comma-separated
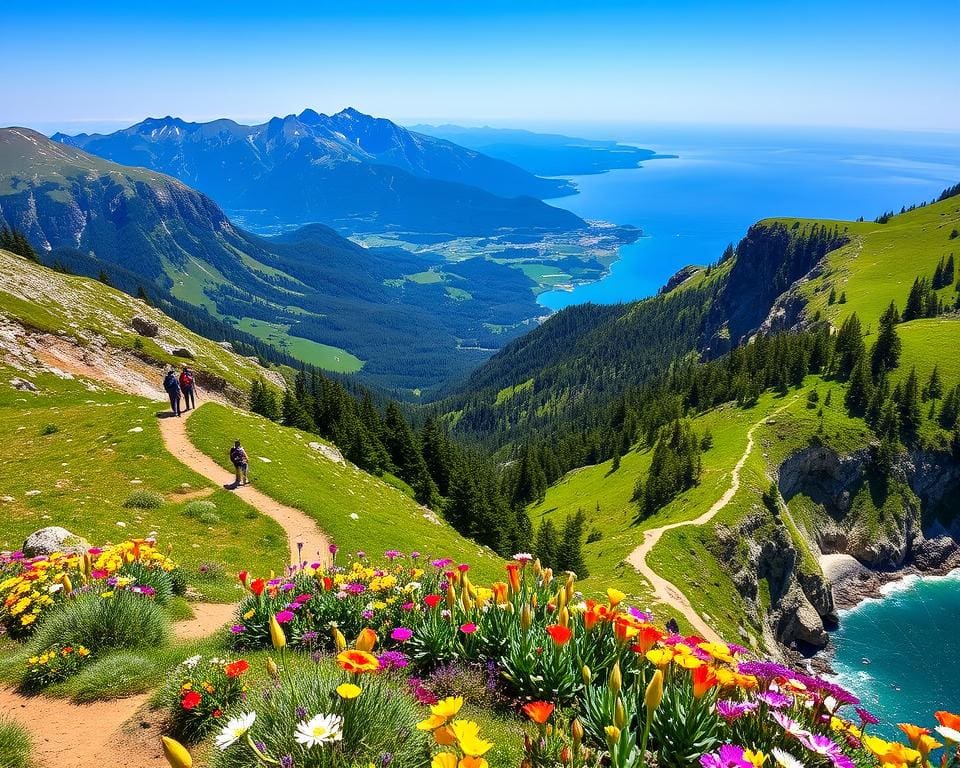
(546, 624, 573, 646)
(613, 615, 641, 643)
(506, 563, 521, 593)
(491, 581, 509, 605)
(523, 701, 555, 724)
(355, 627, 378, 652)
(898, 723, 930, 746)
(583, 599, 611, 631)
(936, 712, 960, 731)
(224, 660, 249, 678)
(631, 625, 664, 654)
(336, 649, 380, 674)
(691, 665, 718, 698)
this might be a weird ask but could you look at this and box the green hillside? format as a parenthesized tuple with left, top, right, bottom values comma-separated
(186, 404, 503, 583)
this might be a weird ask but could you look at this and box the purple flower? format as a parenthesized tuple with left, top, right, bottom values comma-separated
(757, 691, 792, 709)
(384, 550, 402, 560)
(855, 707, 879, 725)
(281, 582, 295, 591)
(727, 642, 749, 656)
(737, 661, 796, 681)
(410, 551, 420, 560)
(700, 745, 752, 768)
(275, 610, 295, 623)
(716, 700, 759, 721)
(296, 706, 307, 719)
(431, 558, 453, 568)
(300, 631, 319, 645)
(362, 610, 374, 620)
(280, 756, 294, 768)
(230, 625, 246, 634)
(391, 627, 413, 642)
(797, 732, 853, 768)
(380, 752, 394, 767)
(629, 607, 652, 621)
(344, 582, 367, 595)
(772, 711, 809, 739)
(356, 550, 366, 559)
(378, 650, 409, 670)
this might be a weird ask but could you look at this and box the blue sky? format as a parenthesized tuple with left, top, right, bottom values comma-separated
(2, 0, 958, 134)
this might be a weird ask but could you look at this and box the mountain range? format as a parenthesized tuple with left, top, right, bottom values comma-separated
(0, 127, 548, 393)
(53, 108, 582, 235)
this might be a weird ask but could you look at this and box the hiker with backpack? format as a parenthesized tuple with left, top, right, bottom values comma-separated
(179, 366, 196, 411)
(230, 440, 249, 486)
(163, 370, 181, 417)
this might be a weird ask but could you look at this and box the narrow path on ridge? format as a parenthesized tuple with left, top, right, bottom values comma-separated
(158, 411, 332, 569)
(626, 399, 798, 643)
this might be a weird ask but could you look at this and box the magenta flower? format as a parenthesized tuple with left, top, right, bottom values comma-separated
(329, 543, 339, 554)
(855, 707, 879, 725)
(459, 623, 478, 634)
(431, 558, 453, 568)
(757, 691, 792, 709)
(230, 625, 246, 633)
(384, 550, 402, 560)
(275, 610, 295, 624)
(797, 732, 852, 768)
(391, 627, 413, 642)
(716, 700, 759, 721)
(344, 582, 366, 595)
(700, 745, 752, 768)
(378, 650, 409, 670)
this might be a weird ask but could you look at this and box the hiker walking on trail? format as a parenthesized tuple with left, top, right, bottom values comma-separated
(163, 369, 181, 417)
(179, 366, 196, 411)
(230, 440, 249, 486)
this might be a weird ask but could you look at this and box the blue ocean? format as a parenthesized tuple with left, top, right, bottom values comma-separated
(830, 571, 960, 734)
(539, 124, 960, 310)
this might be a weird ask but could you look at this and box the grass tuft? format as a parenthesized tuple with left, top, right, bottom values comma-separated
(0, 717, 32, 768)
(123, 489, 165, 509)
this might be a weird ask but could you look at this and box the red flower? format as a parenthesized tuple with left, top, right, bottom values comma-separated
(181, 690, 202, 710)
(457, 563, 470, 573)
(321, 576, 334, 592)
(250, 578, 266, 596)
(523, 701, 555, 724)
(424, 594, 442, 609)
(224, 660, 249, 678)
(546, 624, 573, 646)
(212, 709, 223, 718)
(238, 571, 248, 587)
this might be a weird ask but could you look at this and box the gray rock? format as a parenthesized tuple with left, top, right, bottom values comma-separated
(776, 583, 828, 648)
(10, 377, 38, 392)
(216, 341, 234, 351)
(913, 535, 959, 570)
(131, 315, 160, 337)
(23, 526, 90, 557)
(171, 347, 195, 359)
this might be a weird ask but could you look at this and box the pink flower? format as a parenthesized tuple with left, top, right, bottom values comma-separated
(391, 627, 413, 642)
(457, 563, 469, 573)
(460, 623, 478, 634)
(275, 610, 295, 623)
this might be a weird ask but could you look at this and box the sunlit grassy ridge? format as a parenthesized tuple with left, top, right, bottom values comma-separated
(0, 369, 287, 600)
(186, 403, 504, 582)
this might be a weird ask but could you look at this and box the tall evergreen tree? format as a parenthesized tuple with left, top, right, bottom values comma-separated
(533, 519, 560, 570)
(512, 444, 547, 508)
(870, 301, 902, 376)
(833, 313, 865, 378)
(845, 357, 874, 415)
(556, 509, 589, 578)
(923, 365, 943, 401)
(899, 367, 923, 440)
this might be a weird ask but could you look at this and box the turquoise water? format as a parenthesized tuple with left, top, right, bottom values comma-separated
(539, 125, 960, 310)
(830, 570, 960, 735)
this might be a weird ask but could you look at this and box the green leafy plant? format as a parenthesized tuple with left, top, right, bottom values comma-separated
(0, 717, 32, 768)
(21, 643, 92, 692)
(123, 490, 165, 509)
(162, 655, 252, 743)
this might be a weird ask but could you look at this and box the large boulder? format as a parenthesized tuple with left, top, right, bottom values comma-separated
(23, 526, 90, 557)
(171, 347, 195, 359)
(131, 316, 160, 337)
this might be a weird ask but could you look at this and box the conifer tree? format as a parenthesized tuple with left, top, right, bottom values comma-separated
(899, 367, 923, 440)
(903, 277, 928, 320)
(512, 444, 547, 508)
(98, 269, 111, 286)
(557, 509, 589, 579)
(924, 365, 943, 401)
(833, 313, 865, 378)
(870, 301, 902, 376)
(845, 357, 874, 415)
(534, 519, 560, 570)
(940, 385, 960, 430)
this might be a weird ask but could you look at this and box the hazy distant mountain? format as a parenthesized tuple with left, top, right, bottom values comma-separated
(0, 128, 547, 392)
(52, 108, 582, 236)
(409, 124, 671, 176)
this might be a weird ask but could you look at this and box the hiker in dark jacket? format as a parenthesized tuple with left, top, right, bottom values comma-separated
(229, 440, 249, 486)
(179, 367, 196, 411)
(163, 370, 181, 417)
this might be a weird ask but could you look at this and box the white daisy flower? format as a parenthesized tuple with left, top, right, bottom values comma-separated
(936, 725, 960, 744)
(295, 713, 344, 747)
(181, 654, 203, 669)
(771, 748, 805, 768)
(513, 552, 533, 562)
(215, 712, 256, 750)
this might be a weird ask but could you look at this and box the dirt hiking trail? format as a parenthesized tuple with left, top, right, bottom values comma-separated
(627, 399, 797, 643)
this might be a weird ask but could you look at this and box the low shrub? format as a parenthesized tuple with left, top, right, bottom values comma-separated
(183, 500, 217, 519)
(198, 511, 221, 525)
(0, 717, 32, 768)
(123, 490, 165, 509)
(162, 655, 252, 743)
(208, 662, 431, 768)
(21, 643, 92, 692)
(40, 423, 58, 435)
(65, 651, 164, 703)
(28, 591, 169, 653)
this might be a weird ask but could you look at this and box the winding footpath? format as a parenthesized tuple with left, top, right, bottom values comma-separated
(158, 411, 332, 568)
(0, 408, 333, 768)
(626, 400, 798, 643)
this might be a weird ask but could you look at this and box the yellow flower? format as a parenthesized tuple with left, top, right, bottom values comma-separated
(645, 669, 664, 713)
(460, 759, 489, 768)
(605, 725, 621, 745)
(698, 641, 735, 664)
(451, 720, 492, 757)
(243, 609, 255, 620)
(744, 750, 767, 767)
(161, 735, 193, 768)
(673, 654, 704, 670)
(431, 754, 458, 768)
(417, 696, 464, 731)
(434, 725, 457, 746)
(607, 587, 625, 607)
(646, 648, 674, 668)
(20, 613, 37, 626)
(336, 683, 362, 699)
(269, 615, 286, 650)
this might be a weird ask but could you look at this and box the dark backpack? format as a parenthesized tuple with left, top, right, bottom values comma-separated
(230, 447, 242, 465)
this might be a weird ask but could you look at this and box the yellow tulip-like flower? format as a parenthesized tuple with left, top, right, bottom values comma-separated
(645, 670, 664, 713)
(646, 648, 674, 669)
(571, 717, 584, 749)
(673, 654, 704, 670)
(269, 615, 286, 650)
(520, 602, 532, 631)
(161, 736, 193, 768)
(332, 627, 347, 652)
(744, 749, 767, 767)
(608, 661, 622, 695)
(336, 683, 362, 699)
(431, 754, 458, 768)
(607, 587, 625, 607)
(266, 658, 279, 679)
(243, 609, 256, 620)
(355, 627, 378, 652)
(434, 725, 457, 746)
(614, 697, 627, 729)
(582, 665, 592, 685)
(451, 720, 493, 757)
(605, 725, 621, 746)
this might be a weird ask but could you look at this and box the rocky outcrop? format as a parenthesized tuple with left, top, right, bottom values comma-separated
(171, 347, 194, 359)
(23, 526, 89, 557)
(660, 265, 701, 295)
(131, 316, 160, 337)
